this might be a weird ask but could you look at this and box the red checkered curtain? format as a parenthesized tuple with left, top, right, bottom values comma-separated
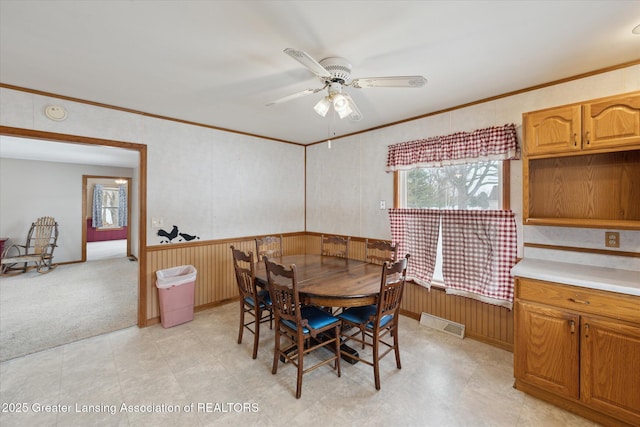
(440, 210, 517, 309)
(389, 209, 440, 288)
(386, 123, 519, 171)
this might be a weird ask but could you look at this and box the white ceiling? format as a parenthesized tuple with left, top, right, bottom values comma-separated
(0, 135, 139, 168)
(1, 0, 639, 151)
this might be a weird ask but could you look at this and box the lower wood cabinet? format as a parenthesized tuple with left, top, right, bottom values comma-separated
(514, 277, 640, 427)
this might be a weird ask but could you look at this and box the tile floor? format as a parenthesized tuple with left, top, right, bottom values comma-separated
(0, 303, 599, 426)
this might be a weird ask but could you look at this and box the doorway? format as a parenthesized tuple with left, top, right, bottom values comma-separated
(0, 126, 148, 328)
(83, 176, 132, 262)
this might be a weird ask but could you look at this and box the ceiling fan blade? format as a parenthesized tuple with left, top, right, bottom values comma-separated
(284, 48, 332, 79)
(265, 86, 325, 107)
(350, 76, 427, 89)
(342, 93, 363, 121)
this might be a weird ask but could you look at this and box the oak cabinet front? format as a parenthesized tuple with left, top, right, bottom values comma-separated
(524, 92, 640, 156)
(514, 277, 640, 427)
(580, 316, 640, 424)
(514, 301, 579, 398)
(522, 91, 640, 230)
(582, 93, 640, 151)
(524, 105, 581, 156)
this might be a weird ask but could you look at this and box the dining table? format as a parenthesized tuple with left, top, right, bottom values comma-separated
(254, 254, 384, 308)
(255, 254, 386, 364)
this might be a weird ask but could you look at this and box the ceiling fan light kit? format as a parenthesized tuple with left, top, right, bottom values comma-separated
(268, 48, 427, 122)
(313, 97, 331, 117)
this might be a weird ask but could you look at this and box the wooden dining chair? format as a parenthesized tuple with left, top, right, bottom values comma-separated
(263, 256, 342, 399)
(337, 254, 410, 390)
(365, 239, 398, 265)
(230, 246, 273, 359)
(321, 234, 350, 258)
(255, 235, 283, 260)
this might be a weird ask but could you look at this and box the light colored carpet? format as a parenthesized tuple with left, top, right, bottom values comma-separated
(86, 239, 127, 261)
(0, 257, 137, 362)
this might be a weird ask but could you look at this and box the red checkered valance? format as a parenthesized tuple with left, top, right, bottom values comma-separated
(441, 210, 517, 309)
(386, 123, 519, 172)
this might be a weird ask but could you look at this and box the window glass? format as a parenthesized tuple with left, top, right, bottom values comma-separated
(100, 188, 120, 229)
(404, 160, 502, 210)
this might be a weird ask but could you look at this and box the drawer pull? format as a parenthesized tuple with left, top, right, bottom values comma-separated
(570, 320, 575, 334)
(569, 298, 590, 305)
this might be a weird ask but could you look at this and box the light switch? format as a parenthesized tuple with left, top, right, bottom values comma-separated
(379, 200, 386, 210)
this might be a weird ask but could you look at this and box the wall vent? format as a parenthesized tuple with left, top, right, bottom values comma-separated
(419, 312, 465, 339)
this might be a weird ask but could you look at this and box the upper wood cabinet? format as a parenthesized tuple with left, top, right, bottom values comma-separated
(524, 105, 582, 155)
(524, 92, 640, 156)
(522, 91, 640, 229)
(583, 93, 640, 151)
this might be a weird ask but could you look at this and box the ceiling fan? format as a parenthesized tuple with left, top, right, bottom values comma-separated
(266, 48, 427, 121)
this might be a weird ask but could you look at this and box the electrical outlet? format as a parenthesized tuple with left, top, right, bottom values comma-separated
(605, 231, 620, 248)
(379, 200, 386, 210)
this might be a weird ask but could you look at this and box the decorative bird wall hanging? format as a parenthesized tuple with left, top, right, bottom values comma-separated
(157, 225, 200, 244)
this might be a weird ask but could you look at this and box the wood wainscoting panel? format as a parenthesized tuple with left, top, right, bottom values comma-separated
(145, 232, 514, 351)
(401, 282, 514, 350)
(145, 233, 308, 324)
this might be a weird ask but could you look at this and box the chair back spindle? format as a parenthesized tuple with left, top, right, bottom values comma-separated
(255, 235, 283, 260)
(321, 234, 350, 259)
(365, 239, 398, 265)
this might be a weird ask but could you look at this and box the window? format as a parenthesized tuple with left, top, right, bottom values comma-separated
(92, 183, 128, 230)
(99, 187, 121, 229)
(396, 160, 509, 283)
(400, 160, 504, 210)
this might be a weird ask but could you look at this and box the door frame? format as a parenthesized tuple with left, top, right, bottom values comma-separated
(0, 125, 148, 326)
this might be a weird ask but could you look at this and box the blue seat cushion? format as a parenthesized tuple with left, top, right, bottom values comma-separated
(244, 289, 271, 309)
(281, 306, 339, 334)
(338, 305, 393, 329)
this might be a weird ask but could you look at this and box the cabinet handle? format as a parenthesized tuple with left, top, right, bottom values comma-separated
(569, 297, 590, 305)
(570, 320, 575, 334)
(585, 323, 590, 338)
(585, 131, 590, 145)
(573, 133, 577, 147)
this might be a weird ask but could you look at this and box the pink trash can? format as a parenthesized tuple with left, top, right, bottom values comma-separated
(156, 265, 197, 328)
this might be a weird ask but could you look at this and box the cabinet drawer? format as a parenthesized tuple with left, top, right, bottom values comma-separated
(516, 277, 640, 324)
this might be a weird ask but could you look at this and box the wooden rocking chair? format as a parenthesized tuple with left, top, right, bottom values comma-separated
(1, 217, 59, 275)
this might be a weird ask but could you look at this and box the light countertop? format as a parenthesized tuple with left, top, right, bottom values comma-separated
(511, 258, 640, 297)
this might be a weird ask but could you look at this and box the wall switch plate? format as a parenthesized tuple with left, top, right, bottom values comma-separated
(605, 231, 620, 248)
(379, 200, 386, 210)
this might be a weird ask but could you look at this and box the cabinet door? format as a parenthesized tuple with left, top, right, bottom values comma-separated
(581, 316, 640, 426)
(524, 105, 581, 155)
(514, 301, 579, 398)
(583, 93, 640, 151)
